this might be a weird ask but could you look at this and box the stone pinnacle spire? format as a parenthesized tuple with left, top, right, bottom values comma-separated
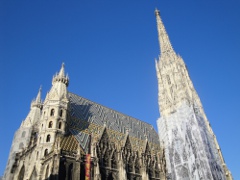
(31, 86, 43, 109)
(52, 63, 69, 87)
(35, 86, 42, 103)
(59, 62, 65, 77)
(155, 9, 174, 55)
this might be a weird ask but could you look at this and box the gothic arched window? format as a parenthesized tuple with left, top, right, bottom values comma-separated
(48, 121, 53, 128)
(59, 109, 63, 117)
(44, 149, 48, 156)
(46, 135, 51, 142)
(50, 109, 55, 116)
(58, 122, 62, 129)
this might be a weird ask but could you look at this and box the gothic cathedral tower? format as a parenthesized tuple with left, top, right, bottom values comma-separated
(155, 9, 232, 180)
(37, 63, 69, 159)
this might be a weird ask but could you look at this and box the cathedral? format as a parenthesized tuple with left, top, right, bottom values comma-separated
(3, 9, 232, 180)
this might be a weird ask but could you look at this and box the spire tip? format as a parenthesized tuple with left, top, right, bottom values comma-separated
(155, 8, 160, 16)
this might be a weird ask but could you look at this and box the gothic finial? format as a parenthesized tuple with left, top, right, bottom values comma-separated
(155, 8, 160, 16)
(36, 86, 42, 103)
(31, 86, 43, 108)
(58, 62, 65, 77)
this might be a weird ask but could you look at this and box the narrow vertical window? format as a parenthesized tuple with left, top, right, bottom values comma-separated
(50, 109, 55, 116)
(44, 149, 48, 156)
(48, 121, 53, 128)
(46, 135, 51, 142)
(58, 122, 62, 129)
(59, 109, 63, 117)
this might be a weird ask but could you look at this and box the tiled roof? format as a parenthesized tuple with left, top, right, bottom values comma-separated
(60, 135, 79, 152)
(68, 92, 160, 152)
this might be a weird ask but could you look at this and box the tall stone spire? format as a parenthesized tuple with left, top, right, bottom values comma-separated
(155, 9, 232, 180)
(155, 8, 195, 117)
(155, 9, 174, 55)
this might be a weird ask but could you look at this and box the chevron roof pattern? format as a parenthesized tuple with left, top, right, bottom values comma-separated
(68, 92, 160, 152)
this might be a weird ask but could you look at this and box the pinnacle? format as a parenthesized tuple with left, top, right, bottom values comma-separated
(36, 86, 42, 103)
(52, 63, 69, 87)
(31, 86, 43, 109)
(58, 62, 65, 77)
(155, 8, 160, 16)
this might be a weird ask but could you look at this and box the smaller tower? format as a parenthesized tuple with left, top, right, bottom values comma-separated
(3, 87, 42, 180)
(37, 63, 69, 159)
(23, 86, 43, 126)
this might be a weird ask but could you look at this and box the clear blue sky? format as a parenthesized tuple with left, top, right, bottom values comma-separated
(0, 0, 239, 178)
